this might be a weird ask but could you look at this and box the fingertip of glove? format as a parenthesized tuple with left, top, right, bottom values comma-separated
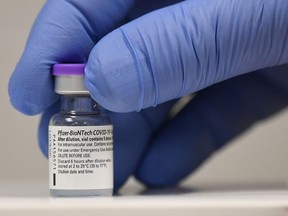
(86, 85, 136, 113)
(9, 70, 41, 115)
(85, 30, 143, 113)
(9, 97, 42, 116)
(8, 64, 59, 116)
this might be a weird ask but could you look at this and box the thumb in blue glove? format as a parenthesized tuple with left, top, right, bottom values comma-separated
(86, 0, 288, 112)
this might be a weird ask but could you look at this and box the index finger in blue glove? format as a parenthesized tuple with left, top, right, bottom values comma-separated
(86, 0, 288, 113)
(9, 0, 134, 115)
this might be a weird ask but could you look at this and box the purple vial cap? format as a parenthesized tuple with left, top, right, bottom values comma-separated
(53, 63, 85, 75)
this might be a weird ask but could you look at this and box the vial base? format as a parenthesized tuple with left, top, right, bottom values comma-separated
(50, 188, 113, 197)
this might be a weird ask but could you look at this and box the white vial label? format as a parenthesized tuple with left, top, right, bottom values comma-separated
(49, 125, 113, 190)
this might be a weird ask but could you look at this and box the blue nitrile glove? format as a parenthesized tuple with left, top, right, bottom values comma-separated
(9, 0, 288, 190)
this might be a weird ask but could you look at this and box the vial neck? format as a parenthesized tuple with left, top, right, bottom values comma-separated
(61, 95, 100, 114)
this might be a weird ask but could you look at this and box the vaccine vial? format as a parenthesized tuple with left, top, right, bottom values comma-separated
(49, 64, 113, 196)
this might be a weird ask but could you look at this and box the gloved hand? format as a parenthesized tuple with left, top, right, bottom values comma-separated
(9, 0, 288, 190)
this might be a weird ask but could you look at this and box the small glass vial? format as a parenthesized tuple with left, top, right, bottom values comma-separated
(49, 64, 113, 196)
